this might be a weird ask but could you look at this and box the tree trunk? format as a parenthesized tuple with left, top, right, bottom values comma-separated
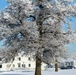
(55, 59, 58, 72)
(35, 23, 42, 75)
(35, 0, 43, 75)
(35, 54, 41, 75)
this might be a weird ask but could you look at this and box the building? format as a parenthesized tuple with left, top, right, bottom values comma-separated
(0, 53, 47, 71)
(59, 58, 76, 69)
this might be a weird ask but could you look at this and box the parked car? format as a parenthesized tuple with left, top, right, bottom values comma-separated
(60, 66, 67, 69)
(66, 66, 73, 69)
(60, 66, 74, 69)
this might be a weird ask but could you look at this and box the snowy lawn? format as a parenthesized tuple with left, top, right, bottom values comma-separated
(0, 69, 76, 75)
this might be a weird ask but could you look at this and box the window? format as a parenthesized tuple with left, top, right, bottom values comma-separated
(71, 62, 73, 65)
(28, 64, 31, 67)
(69, 62, 70, 66)
(28, 57, 31, 60)
(22, 64, 25, 68)
(18, 63, 21, 67)
(12, 58, 14, 61)
(18, 57, 21, 61)
(13, 64, 15, 67)
(0, 58, 2, 61)
(7, 64, 11, 68)
(66, 62, 68, 66)
(0, 65, 2, 68)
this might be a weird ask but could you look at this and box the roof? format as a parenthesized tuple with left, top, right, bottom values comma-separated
(60, 58, 75, 63)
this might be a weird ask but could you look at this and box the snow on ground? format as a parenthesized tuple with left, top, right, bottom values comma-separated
(0, 69, 76, 75)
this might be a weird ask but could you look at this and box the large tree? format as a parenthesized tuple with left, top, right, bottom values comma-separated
(34, 0, 76, 73)
(0, 0, 76, 75)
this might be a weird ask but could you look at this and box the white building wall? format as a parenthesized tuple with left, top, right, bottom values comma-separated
(74, 60, 76, 68)
(0, 55, 47, 71)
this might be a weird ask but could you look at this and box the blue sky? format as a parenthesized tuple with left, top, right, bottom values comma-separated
(0, 0, 76, 53)
(0, 0, 7, 11)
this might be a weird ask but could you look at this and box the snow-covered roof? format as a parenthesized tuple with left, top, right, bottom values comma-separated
(60, 58, 75, 63)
